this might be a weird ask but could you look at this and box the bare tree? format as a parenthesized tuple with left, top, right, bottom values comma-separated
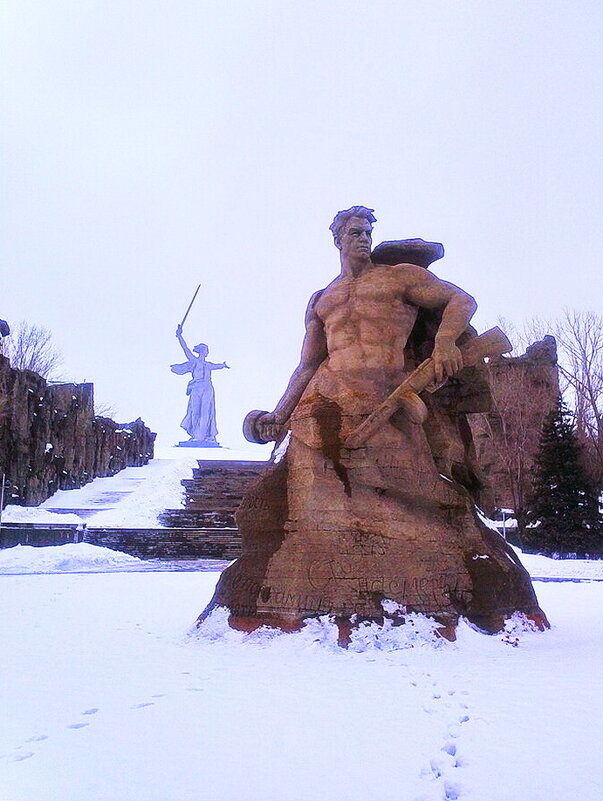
(554, 310, 603, 485)
(496, 316, 551, 355)
(0, 321, 63, 380)
(478, 344, 558, 525)
(497, 311, 603, 488)
(94, 400, 117, 418)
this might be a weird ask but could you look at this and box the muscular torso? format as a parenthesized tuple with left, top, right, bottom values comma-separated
(313, 264, 419, 372)
(266, 259, 471, 434)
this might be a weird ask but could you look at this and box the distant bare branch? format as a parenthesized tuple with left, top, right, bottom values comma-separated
(94, 401, 117, 418)
(0, 321, 63, 380)
(485, 356, 557, 520)
(554, 310, 603, 482)
(497, 311, 603, 488)
(496, 316, 553, 355)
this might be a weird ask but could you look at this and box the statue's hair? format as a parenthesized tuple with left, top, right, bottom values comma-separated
(329, 206, 377, 244)
(193, 343, 209, 354)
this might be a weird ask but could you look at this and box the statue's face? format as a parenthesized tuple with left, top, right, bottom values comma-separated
(339, 216, 373, 260)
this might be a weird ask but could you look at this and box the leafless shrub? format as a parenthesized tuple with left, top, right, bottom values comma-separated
(555, 310, 603, 485)
(0, 321, 63, 380)
(497, 310, 603, 490)
(94, 401, 117, 419)
(485, 357, 557, 523)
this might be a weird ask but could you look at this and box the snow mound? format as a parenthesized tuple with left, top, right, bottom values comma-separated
(0, 504, 84, 525)
(194, 606, 449, 652)
(512, 547, 603, 580)
(348, 613, 447, 651)
(0, 543, 142, 573)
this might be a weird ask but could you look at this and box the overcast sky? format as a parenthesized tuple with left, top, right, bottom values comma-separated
(1, 1, 601, 449)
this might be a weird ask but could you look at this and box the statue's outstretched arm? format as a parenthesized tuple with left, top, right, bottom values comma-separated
(256, 293, 327, 442)
(176, 323, 195, 362)
(404, 266, 477, 383)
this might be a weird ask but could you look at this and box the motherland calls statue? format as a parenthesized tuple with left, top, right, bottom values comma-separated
(198, 206, 548, 640)
(171, 324, 229, 447)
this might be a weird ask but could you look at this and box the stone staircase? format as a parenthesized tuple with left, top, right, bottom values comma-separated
(110, 459, 266, 558)
(1, 460, 268, 560)
(158, 460, 266, 529)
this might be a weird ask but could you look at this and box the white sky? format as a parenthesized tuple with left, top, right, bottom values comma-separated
(1, 1, 601, 448)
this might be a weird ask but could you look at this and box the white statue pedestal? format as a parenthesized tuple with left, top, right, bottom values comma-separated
(176, 439, 222, 448)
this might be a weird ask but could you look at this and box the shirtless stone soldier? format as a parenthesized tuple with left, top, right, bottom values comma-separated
(256, 206, 471, 444)
(198, 206, 547, 640)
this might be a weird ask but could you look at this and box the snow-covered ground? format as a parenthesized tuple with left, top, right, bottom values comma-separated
(0, 543, 602, 801)
(0, 543, 231, 575)
(1, 447, 602, 800)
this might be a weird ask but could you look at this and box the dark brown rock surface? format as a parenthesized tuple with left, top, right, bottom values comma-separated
(469, 336, 559, 514)
(0, 355, 155, 507)
(203, 403, 546, 636)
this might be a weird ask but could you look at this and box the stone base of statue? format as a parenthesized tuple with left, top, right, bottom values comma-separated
(198, 399, 548, 642)
(176, 439, 222, 448)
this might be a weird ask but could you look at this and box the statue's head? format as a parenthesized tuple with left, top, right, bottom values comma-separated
(329, 206, 377, 250)
(193, 343, 209, 357)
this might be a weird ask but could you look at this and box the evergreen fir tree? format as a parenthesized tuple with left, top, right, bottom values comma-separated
(523, 396, 602, 557)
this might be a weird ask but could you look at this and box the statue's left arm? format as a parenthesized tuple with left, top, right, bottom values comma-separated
(403, 266, 477, 383)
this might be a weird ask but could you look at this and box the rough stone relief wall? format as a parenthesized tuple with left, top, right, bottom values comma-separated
(0, 355, 155, 507)
(469, 336, 560, 514)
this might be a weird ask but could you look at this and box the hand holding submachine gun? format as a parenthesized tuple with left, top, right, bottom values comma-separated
(343, 326, 511, 448)
(244, 326, 511, 446)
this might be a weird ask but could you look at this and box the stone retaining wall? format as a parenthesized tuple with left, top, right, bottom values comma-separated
(0, 355, 155, 507)
(84, 527, 241, 559)
(0, 524, 240, 560)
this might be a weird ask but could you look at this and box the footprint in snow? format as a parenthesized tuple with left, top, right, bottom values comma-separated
(82, 707, 99, 715)
(131, 702, 155, 709)
(11, 750, 35, 762)
(442, 740, 464, 768)
(417, 682, 472, 798)
(67, 723, 90, 729)
(441, 741, 456, 757)
(25, 734, 48, 743)
(443, 780, 461, 800)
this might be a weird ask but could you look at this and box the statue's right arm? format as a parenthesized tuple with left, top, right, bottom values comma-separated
(176, 324, 195, 362)
(256, 292, 327, 442)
